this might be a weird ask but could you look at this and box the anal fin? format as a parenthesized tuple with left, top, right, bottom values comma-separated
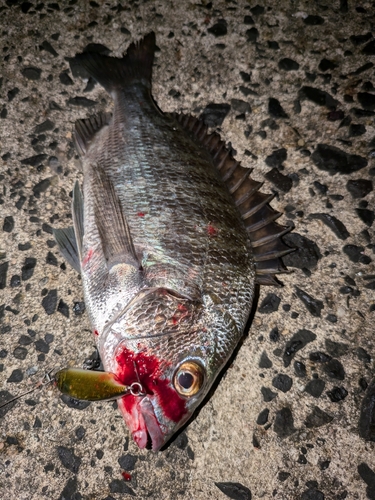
(74, 112, 112, 157)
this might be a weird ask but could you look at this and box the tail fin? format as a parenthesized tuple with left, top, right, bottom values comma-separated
(74, 32, 156, 93)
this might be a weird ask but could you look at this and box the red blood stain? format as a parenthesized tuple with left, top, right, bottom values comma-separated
(121, 471, 132, 481)
(171, 303, 189, 325)
(82, 248, 93, 267)
(93, 330, 99, 336)
(137, 211, 145, 217)
(116, 347, 186, 422)
(206, 224, 218, 237)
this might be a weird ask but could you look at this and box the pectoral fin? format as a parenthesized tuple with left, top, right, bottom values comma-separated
(72, 181, 84, 260)
(93, 167, 140, 270)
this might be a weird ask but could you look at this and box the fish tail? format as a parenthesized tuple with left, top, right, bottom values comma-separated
(74, 32, 156, 93)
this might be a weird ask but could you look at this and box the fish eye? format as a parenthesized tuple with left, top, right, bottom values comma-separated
(173, 361, 205, 397)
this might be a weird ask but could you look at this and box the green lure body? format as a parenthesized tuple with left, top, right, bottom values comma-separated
(55, 368, 132, 401)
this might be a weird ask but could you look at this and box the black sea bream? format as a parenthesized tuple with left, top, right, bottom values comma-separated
(54, 32, 291, 451)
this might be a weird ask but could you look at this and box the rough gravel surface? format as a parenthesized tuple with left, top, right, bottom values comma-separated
(1, 1, 374, 499)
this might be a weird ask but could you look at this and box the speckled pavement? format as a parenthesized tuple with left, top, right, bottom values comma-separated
(1, 1, 375, 499)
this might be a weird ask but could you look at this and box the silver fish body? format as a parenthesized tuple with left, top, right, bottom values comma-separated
(54, 33, 290, 450)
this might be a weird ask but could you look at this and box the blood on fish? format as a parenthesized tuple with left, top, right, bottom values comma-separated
(121, 471, 132, 481)
(82, 248, 94, 267)
(116, 347, 187, 422)
(206, 224, 218, 237)
(171, 303, 189, 325)
(137, 212, 145, 217)
(93, 330, 99, 336)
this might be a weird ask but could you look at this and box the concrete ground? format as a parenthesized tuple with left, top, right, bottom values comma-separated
(1, 1, 374, 499)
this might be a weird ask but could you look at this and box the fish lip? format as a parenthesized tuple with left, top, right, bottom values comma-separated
(118, 395, 165, 452)
(138, 397, 165, 452)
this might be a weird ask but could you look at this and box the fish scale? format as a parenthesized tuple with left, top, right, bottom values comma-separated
(94, 95, 253, 302)
(54, 32, 291, 451)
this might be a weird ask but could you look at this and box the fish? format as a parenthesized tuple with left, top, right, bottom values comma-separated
(54, 32, 292, 451)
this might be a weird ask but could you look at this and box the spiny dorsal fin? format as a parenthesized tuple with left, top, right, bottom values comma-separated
(170, 112, 294, 286)
(74, 112, 112, 157)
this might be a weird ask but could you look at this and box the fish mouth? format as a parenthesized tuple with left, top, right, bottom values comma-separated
(118, 396, 165, 452)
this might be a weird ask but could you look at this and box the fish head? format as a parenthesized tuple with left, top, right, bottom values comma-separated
(110, 291, 240, 451)
(114, 345, 209, 451)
